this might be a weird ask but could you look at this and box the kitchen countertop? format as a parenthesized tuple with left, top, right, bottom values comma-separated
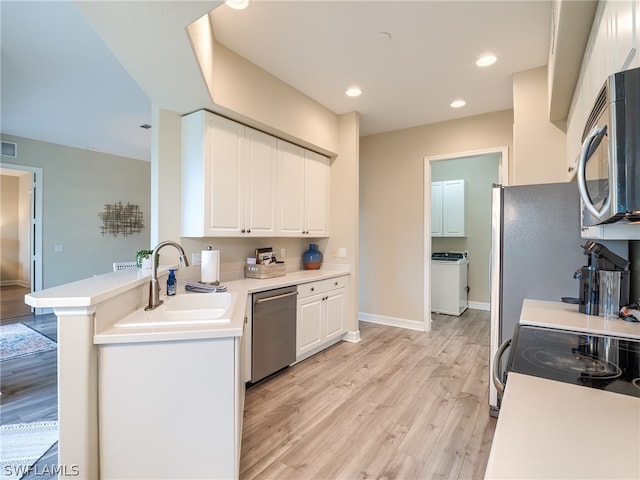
(28, 264, 349, 344)
(485, 372, 640, 480)
(520, 298, 640, 339)
(25, 266, 178, 309)
(486, 297, 640, 479)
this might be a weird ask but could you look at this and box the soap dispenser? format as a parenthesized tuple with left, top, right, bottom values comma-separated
(167, 269, 177, 296)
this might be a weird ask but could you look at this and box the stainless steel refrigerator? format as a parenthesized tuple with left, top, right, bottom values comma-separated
(489, 182, 585, 415)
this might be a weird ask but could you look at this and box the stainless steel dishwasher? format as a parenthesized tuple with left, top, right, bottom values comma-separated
(252, 285, 298, 383)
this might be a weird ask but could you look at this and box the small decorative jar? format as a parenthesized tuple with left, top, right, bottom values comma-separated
(302, 243, 323, 270)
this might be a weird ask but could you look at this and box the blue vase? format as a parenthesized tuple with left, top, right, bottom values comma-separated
(302, 244, 323, 270)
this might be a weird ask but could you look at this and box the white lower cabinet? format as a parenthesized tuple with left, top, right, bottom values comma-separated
(296, 276, 347, 361)
(98, 335, 244, 479)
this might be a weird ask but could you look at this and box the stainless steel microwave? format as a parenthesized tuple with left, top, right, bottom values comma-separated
(577, 67, 640, 227)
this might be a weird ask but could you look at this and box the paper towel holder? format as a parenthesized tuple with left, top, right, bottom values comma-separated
(201, 246, 220, 286)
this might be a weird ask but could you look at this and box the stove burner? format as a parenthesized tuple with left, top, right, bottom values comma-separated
(633, 378, 640, 390)
(523, 348, 622, 379)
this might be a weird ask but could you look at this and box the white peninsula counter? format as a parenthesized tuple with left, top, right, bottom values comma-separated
(25, 263, 351, 479)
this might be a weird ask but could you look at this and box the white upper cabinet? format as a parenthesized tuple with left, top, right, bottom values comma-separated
(303, 149, 330, 236)
(244, 128, 277, 236)
(181, 110, 276, 237)
(276, 140, 330, 237)
(276, 141, 306, 235)
(565, 0, 638, 177)
(432, 179, 465, 237)
(182, 110, 329, 238)
(431, 181, 444, 236)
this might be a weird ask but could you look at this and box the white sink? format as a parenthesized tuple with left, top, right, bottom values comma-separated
(115, 292, 236, 328)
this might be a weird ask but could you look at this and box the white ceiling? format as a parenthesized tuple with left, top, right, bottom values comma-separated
(1, 1, 553, 162)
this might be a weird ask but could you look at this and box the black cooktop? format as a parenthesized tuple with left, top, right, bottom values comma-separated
(506, 324, 640, 398)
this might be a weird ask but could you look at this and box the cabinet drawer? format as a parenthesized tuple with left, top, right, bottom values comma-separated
(324, 276, 348, 291)
(297, 280, 325, 299)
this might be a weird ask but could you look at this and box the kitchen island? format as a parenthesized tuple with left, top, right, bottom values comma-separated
(485, 299, 640, 479)
(25, 263, 351, 480)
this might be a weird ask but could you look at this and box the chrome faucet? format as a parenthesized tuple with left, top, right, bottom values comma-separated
(145, 241, 190, 311)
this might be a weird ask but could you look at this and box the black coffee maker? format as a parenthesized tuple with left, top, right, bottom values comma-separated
(563, 241, 630, 316)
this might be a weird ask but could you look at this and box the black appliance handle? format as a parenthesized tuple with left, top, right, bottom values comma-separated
(492, 338, 512, 396)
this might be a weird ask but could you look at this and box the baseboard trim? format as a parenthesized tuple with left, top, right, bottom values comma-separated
(342, 330, 361, 343)
(359, 312, 425, 332)
(468, 301, 490, 311)
(0, 280, 30, 288)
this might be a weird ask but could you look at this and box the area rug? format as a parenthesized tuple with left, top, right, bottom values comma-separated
(0, 421, 58, 479)
(0, 323, 56, 361)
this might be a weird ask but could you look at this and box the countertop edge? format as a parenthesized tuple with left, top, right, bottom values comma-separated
(93, 267, 350, 345)
(520, 298, 640, 339)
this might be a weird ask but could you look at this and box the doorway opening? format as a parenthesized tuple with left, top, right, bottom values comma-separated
(423, 147, 508, 331)
(0, 163, 43, 316)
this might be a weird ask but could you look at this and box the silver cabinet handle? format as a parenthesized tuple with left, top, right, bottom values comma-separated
(492, 338, 512, 396)
(255, 291, 298, 304)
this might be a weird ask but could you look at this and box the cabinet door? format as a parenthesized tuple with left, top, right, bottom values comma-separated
(431, 181, 443, 236)
(442, 179, 465, 236)
(244, 128, 277, 236)
(205, 114, 245, 235)
(324, 289, 345, 340)
(304, 150, 330, 236)
(276, 140, 305, 235)
(297, 295, 323, 356)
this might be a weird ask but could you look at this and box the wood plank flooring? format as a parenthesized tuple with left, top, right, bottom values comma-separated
(1, 311, 59, 479)
(1, 308, 495, 480)
(1, 285, 33, 319)
(241, 309, 496, 480)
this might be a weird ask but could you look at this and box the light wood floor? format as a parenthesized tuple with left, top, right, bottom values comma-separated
(1, 308, 495, 480)
(241, 309, 496, 480)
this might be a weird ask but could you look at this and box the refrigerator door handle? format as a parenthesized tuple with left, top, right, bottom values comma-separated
(492, 338, 512, 396)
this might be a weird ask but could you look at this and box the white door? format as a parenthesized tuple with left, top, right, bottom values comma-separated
(244, 128, 277, 235)
(205, 115, 245, 235)
(276, 140, 305, 235)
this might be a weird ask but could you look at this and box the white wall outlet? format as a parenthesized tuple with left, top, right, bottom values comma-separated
(338, 247, 347, 258)
(280, 248, 286, 258)
(54, 244, 64, 253)
(332, 248, 337, 257)
(191, 253, 201, 265)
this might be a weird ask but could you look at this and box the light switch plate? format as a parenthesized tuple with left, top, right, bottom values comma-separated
(338, 248, 347, 258)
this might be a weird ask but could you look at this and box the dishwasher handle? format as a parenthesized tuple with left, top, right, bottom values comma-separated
(492, 338, 512, 396)
(255, 291, 299, 304)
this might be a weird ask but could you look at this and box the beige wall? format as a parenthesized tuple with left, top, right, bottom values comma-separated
(187, 15, 339, 155)
(1, 175, 20, 283)
(1, 134, 151, 288)
(359, 110, 513, 323)
(512, 66, 567, 185)
(431, 154, 499, 306)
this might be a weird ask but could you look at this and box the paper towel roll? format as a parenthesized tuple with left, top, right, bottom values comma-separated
(201, 249, 220, 284)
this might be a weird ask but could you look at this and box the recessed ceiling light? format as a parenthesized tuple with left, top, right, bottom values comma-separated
(476, 55, 497, 67)
(346, 87, 362, 97)
(450, 99, 466, 108)
(225, 0, 249, 10)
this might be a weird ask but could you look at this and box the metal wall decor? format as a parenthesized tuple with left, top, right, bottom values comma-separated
(99, 202, 145, 237)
